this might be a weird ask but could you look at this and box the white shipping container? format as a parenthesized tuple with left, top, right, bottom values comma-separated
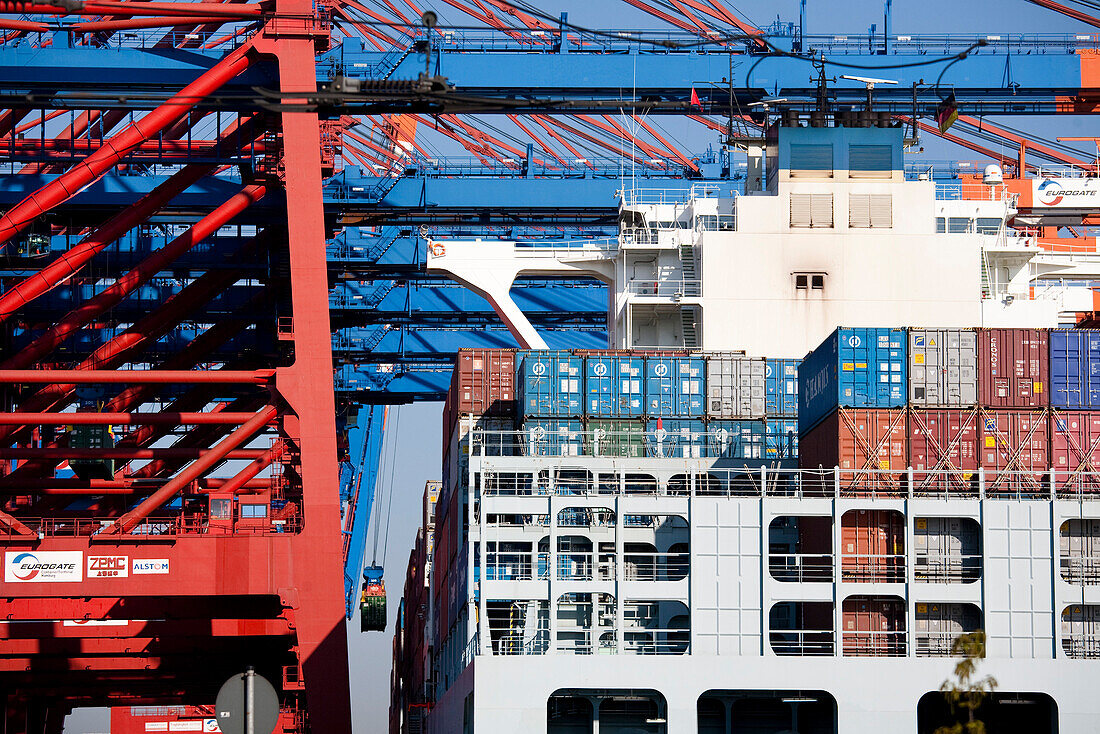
(706, 355, 766, 419)
(908, 328, 978, 406)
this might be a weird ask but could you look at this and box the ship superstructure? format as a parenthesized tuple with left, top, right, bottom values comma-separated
(391, 119, 1100, 734)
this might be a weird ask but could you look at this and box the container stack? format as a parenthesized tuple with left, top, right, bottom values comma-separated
(795, 326, 1100, 495)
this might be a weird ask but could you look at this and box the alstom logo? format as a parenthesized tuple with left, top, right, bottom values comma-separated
(5, 551, 82, 583)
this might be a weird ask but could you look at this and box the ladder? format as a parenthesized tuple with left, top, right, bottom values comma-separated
(678, 242, 699, 296)
(680, 306, 699, 349)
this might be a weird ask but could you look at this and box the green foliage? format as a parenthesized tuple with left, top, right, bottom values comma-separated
(934, 631, 997, 734)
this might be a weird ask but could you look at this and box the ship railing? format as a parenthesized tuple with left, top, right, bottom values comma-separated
(841, 631, 907, 657)
(1034, 164, 1100, 179)
(622, 552, 690, 581)
(915, 633, 974, 657)
(768, 553, 834, 583)
(1061, 636, 1100, 659)
(484, 552, 535, 581)
(914, 555, 983, 583)
(0, 514, 302, 540)
(624, 279, 702, 297)
(769, 630, 836, 656)
(841, 555, 907, 583)
(621, 631, 690, 655)
(1059, 557, 1100, 585)
(487, 628, 550, 656)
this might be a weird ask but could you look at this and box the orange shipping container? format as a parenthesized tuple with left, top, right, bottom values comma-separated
(798, 409, 907, 493)
(841, 509, 905, 582)
(979, 409, 1050, 494)
(842, 596, 906, 657)
(1050, 410, 1100, 494)
(908, 409, 979, 495)
(443, 349, 516, 452)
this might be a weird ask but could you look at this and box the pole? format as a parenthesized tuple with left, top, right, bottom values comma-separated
(245, 666, 256, 734)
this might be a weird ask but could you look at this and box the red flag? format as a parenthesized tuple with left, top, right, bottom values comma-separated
(690, 88, 701, 107)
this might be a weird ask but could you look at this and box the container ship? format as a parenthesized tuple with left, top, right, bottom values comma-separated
(387, 118, 1100, 733)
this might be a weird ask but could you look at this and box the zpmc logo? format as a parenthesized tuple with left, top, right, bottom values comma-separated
(10, 553, 40, 581)
(1037, 179, 1064, 206)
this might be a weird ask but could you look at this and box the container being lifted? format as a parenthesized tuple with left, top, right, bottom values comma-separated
(361, 566, 387, 632)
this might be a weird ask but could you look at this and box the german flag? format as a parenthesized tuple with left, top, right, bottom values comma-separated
(935, 93, 958, 133)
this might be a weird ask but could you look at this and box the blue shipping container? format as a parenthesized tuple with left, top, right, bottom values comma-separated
(518, 351, 583, 417)
(522, 419, 584, 456)
(585, 355, 644, 417)
(647, 419, 706, 458)
(709, 420, 767, 459)
(798, 327, 907, 434)
(1050, 329, 1100, 409)
(646, 356, 706, 416)
(765, 358, 800, 416)
(766, 419, 799, 459)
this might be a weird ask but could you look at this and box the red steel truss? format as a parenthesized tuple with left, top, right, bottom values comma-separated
(0, 2, 352, 732)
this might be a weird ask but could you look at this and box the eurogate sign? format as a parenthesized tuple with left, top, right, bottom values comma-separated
(1034, 178, 1100, 208)
(5, 551, 82, 582)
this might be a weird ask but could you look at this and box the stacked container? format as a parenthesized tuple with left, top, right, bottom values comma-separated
(796, 327, 1066, 496)
(799, 328, 907, 491)
(765, 358, 800, 460)
(907, 329, 980, 494)
(442, 349, 518, 493)
(582, 352, 646, 457)
(978, 328, 1049, 495)
(519, 350, 583, 457)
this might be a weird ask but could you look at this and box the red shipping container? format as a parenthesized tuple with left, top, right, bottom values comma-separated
(1050, 410, 1100, 494)
(908, 409, 980, 495)
(978, 328, 1049, 408)
(443, 349, 516, 450)
(842, 596, 906, 656)
(799, 408, 907, 494)
(841, 509, 905, 582)
(979, 409, 1050, 494)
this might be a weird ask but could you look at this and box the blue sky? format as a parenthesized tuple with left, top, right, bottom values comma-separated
(63, 1, 1097, 732)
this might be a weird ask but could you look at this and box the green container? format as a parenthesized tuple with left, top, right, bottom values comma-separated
(360, 594, 387, 632)
(584, 419, 645, 458)
(70, 424, 115, 481)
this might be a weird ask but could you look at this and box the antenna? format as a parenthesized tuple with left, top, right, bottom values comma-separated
(841, 74, 898, 112)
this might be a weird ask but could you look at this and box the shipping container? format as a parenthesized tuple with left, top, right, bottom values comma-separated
(584, 354, 644, 417)
(978, 328, 1048, 408)
(706, 354, 766, 419)
(647, 419, 706, 458)
(645, 355, 706, 417)
(707, 420, 767, 459)
(1050, 329, 1100, 409)
(584, 418, 646, 458)
(842, 596, 906, 656)
(522, 419, 584, 456)
(841, 509, 905, 582)
(798, 408, 907, 493)
(979, 409, 1050, 494)
(1060, 519, 1100, 584)
(518, 351, 583, 417)
(907, 328, 978, 406)
(913, 517, 981, 583)
(766, 358, 800, 417)
(766, 419, 799, 459)
(908, 409, 979, 494)
(1051, 411, 1100, 493)
(798, 327, 907, 434)
(1061, 604, 1100, 659)
(443, 415, 516, 493)
(914, 602, 981, 656)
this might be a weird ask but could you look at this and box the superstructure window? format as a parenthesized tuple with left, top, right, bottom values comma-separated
(947, 217, 972, 234)
(790, 194, 834, 228)
(790, 144, 834, 178)
(976, 218, 1002, 235)
(849, 194, 892, 228)
(240, 504, 267, 518)
(793, 272, 826, 292)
